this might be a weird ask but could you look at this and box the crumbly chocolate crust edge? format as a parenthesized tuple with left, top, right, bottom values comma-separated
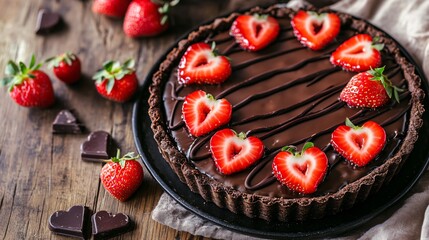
(148, 5, 425, 221)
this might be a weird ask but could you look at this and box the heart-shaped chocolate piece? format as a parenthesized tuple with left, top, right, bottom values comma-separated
(48, 205, 89, 239)
(53, 110, 84, 134)
(81, 131, 116, 162)
(35, 9, 62, 35)
(91, 211, 132, 239)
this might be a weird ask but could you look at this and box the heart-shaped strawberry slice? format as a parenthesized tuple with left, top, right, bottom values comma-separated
(272, 142, 328, 194)
(178, 42, 231, 85)
(210, 128, 264, 175)
(230, 14, 280, 51)
(182, 90, 232, 137)
(291, 11, 341, 50)
(331, 118, 386, 167)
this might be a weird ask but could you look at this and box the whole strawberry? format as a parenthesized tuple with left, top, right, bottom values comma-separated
(1, 55, 54, 108)
(123, 0, 179, 37)
(92, 59, 138, 102)
(46, 52, 81, 84)
(92, 0, 132, 18)
(100, 150, 144, 201)
(340, 66, 403, 108)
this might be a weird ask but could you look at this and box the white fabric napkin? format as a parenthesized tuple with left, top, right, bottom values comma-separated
(152, 0, 429, 239)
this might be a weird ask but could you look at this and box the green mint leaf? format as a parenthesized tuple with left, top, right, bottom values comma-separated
(170, 0, 180, 6)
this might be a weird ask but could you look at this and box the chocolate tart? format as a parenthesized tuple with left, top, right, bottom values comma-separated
(148, 5, 425, 221)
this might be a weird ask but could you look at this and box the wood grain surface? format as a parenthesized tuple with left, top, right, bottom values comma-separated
(0, 0, 278, 239)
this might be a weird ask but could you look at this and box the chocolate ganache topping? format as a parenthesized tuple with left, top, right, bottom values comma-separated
(161, 16, 410, 198)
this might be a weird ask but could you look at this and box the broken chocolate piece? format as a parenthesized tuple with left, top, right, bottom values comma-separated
(35, 9, 62, 35)
(81, 131, 116, 162)
(48, 205, 89, 239)
(53, 110, 84, 134)
(91, 211, 133, 239)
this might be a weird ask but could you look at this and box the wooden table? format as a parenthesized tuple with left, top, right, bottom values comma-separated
(0, 0, 278, 239)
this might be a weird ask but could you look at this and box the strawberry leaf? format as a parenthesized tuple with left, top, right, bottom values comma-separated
(29, 55, 36, 69)
(282, 145, 297, 154)
(345, 118, 359, 129)
(5, 61, 18, 76)
(123, 59, 135, 69)
(161, 15, 168, 25)
(301, 142, 314, 154)
(109, 149, 140, 169)
(19, 62, 27, 73)
(237, 132, 247, 140)
(103, 61, 114, 72)
(106, 78, 115, 93)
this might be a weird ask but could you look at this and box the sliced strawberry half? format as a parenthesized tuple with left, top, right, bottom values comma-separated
(210, 129, 264, 175)
(291, 10, 341, 50)
(330, 34, 384, 72)
(230, 14, 280, 52)
(182, 90, 232, 137)
(340, 66, 403, 108)
(178, 42, 231, 85)
(272, 142, 328, 194)
(331, 118, 386, 167)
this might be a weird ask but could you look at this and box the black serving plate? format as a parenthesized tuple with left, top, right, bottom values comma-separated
(132, 10, 429, 239)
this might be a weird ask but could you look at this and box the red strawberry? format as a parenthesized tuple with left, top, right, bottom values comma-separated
(210, 129, 264, 175)
(178, 42, 232, 85)
(340, 66, 403, 108)
(123, 0, 178, 37)
(272, 142, 328, 194)
(46, 52, 81, 84)
(93, 59, 138, 102)
(330, 34, 384, 72)
(331, 118, 386, 167)
(182, 90, 232, 137)
(1, 55, 54, 108)
(230, 14, 280, 51)
(92, 0, 132, 18)
(100, 150, 144, 201)
(291, 10, 341, 50)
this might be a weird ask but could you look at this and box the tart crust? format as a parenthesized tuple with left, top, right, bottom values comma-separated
(148, 5, 425, 221)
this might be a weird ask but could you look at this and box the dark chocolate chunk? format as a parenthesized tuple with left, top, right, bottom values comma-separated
(53, 110, 84, 134)
(81, 131, 115, 162)
(91, 211, 133, 239)
(48, 205, 89, 239)
(35, 9, 62, 35)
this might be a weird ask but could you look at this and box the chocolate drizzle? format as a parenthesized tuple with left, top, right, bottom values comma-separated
(161, 16, 412, 198)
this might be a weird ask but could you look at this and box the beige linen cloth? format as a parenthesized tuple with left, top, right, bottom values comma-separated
(152, 0, 429, 239)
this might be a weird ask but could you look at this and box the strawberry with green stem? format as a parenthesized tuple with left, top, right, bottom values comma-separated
(1, 55, 54, 108)
(46, 52, 81, 84)
(92, 59, 138, 102)
(340, 66, 404, 108)
(100, 149, 144, 202)
(123, 0, 180, 37)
